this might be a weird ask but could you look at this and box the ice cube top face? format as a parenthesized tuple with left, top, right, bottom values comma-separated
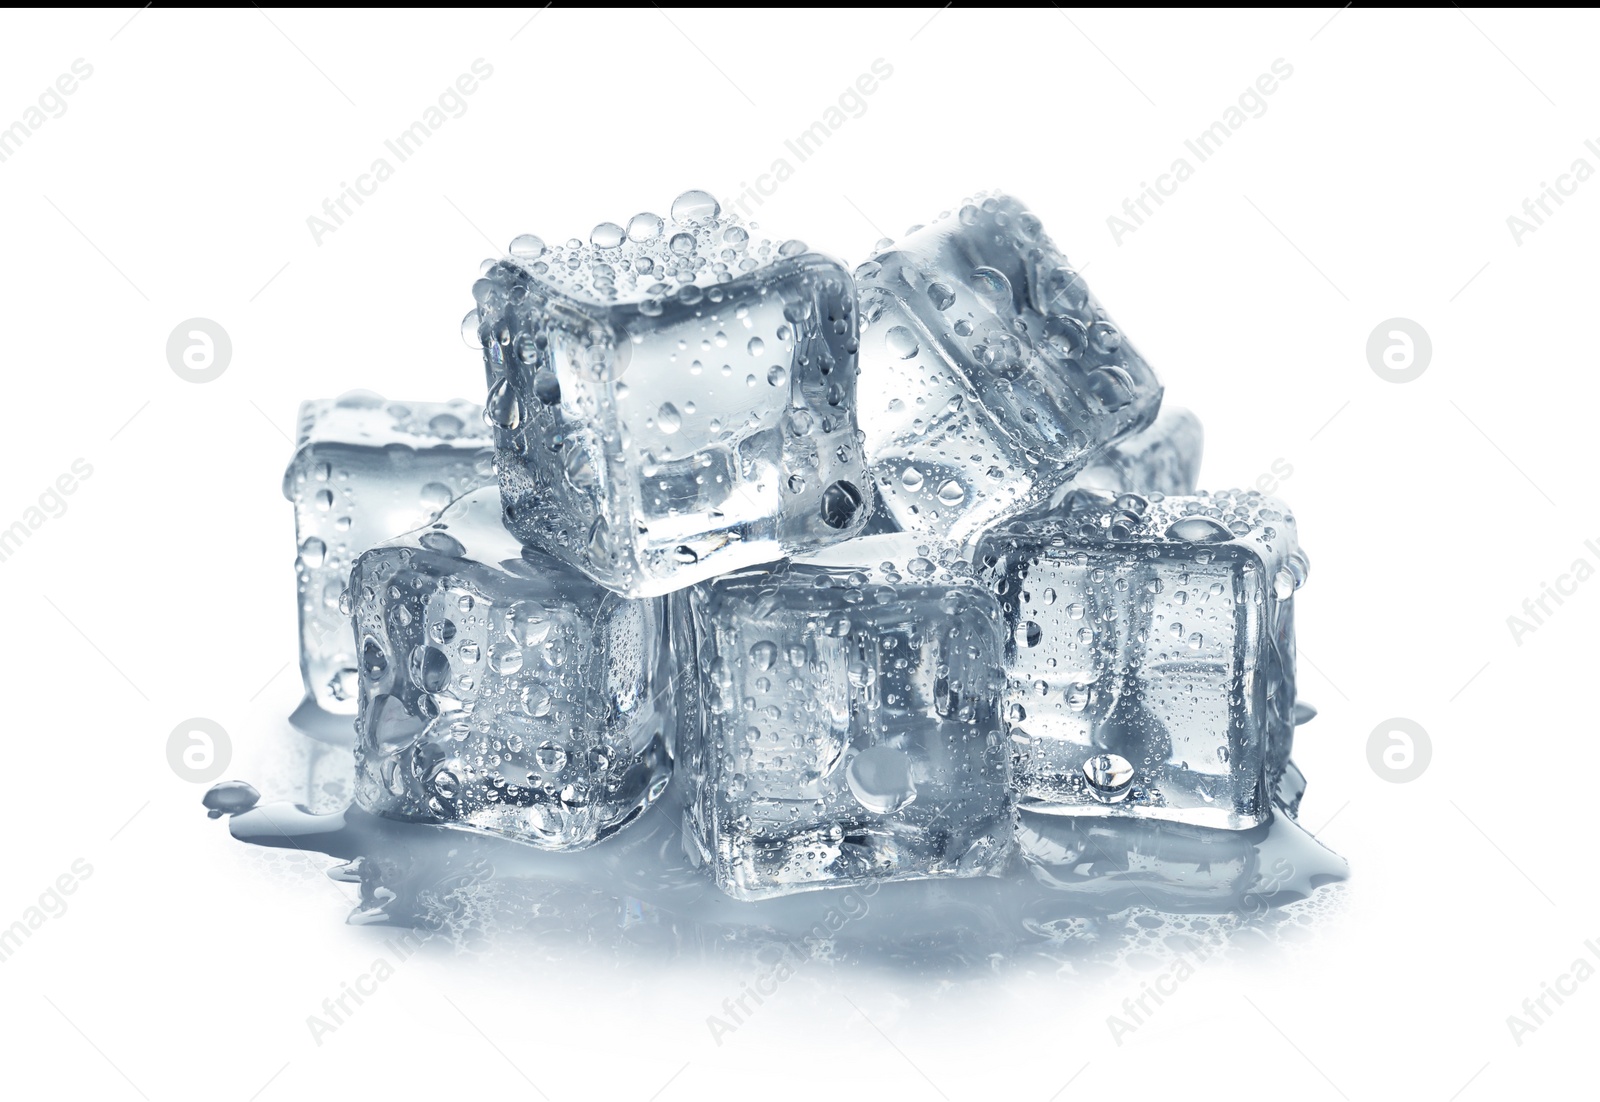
(855, 193, 1163, 545)
(678, 534, 1014, 900)
(283, 392, 493, 718)
(350, 487, 673, 851)
(975, 489, 1306, 830)
(473, 191, 873, 599)
(1058, 406, 1203, 501)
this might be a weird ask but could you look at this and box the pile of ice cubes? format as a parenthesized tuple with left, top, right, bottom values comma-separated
(284, 190, 1313, 901)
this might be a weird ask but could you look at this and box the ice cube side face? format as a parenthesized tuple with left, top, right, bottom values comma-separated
(677, 536, 1014, 900)
(283, 393, 494, 719)
(476, 250, 873, 597)
(1058, 406, 1203, 500)
(856, 193, 1163, 544)
(975, 490, 1304, 829)
(350, 488, 673, 850)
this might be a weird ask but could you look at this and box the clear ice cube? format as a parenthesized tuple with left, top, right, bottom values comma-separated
(674, 533, 1014, 900)
(283, 392, 494, 723)
(350, 487, 674, 850)
(473, 192, 873, 597)
(1056, 406, 1203, 500)
(975, 489, 1306, 829)
(855, 193, 1162, 544)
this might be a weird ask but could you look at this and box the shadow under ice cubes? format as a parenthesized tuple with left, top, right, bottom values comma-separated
(350, 487, 673, 850)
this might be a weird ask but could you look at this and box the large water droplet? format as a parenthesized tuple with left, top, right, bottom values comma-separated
(847, 745, 917, 815)
(936, 479, 965, 506)
(509, 234, 546, 258)
(485, 378, 523, 429)
(627, 212, 664, 242)
(899, 466, 925, 492)
(298, 536, 327, 568)
(590, 222, 625, 248)
(970, 266, 1013, 312)
(820, 480, 864, 529)
(1165, 516, 1234, 543)
(884, 325, 919, 359)
(749, 641, 777, 671)
(657, 402, 682, 433)
(926, 281, 955, 310)
(671, 189, 721, 222)
(1086, 365, 1136, 410)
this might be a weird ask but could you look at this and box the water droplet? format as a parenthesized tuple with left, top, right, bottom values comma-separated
(409, 645, 452, 693)
(766, 365, 787, 387)
(671, 189, 721, 222)
(590, 221, 625, 248)
(298, 536, 327, 568)
(820, 480, 864, 529)
(899, 466, 925, 492)
(534, 742, 568, 773)
(362, 639, 387, 679)
(847, 744, 917, 815)
(509, 234, 546, 258)
(848, 661, 877, 689)
(489, 647, 524, 675)
(1022, 621, 1042, 647)
(749, 641, 777, 671)
(461, 310, 483, 348)
(1066, 683, 1090, 712)
(520, 683, 552, 717)
(778, 239, 807, 257)
(418, 530, 465, 557)
(1082, 752, 1134, 802)
(747, 336, 765, 357)
(657, 402, 682, 433)
(936, 479, 965, 506)
(202, 780, 260, 817)
(926, 281, 955, 310)
(1273, 567, 1297, 600)
(669, 232, 696, 257)
(627, 212, 664, 242)
(485, 378, 523, 429)
(1165, 516, 1233, 543)
(418, 482, 453, 515)
(884, 325, 919, 359)
(970, 266, 1013, 311)
(314, 489, 334, 512)
(533, 372, 561, 406)
(1087, 321, 1123, 354)
(1086, 365, 1136, 410)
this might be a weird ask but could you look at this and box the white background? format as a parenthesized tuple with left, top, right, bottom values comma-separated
(0, 6, 1592, 1099)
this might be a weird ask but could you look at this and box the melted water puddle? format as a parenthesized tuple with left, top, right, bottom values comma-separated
(210, 727, 1346, 972)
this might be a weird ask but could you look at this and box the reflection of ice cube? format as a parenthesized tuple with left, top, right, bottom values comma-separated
(855, 193, 1162, 544)
(283, 392, 493, 728)
(674, 533, 1014, 900)
(350, 488, 673, 850)
(1057, 406, 1203, 499)
(976, 489, 1305, 829)
(473, 194, 873, 597)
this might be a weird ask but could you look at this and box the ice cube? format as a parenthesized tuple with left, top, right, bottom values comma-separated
(472, 192, 873, 597)
(855, 193, 1162, 543)
(283, 392, 494, 728)
(1055, 406, 1203, 500)
(975, 489, 1305, 829)
(674, 533, 1014, 900)
(349, 487, 673, 850)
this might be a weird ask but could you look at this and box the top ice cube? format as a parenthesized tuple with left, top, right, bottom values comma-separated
(472, 191, 874, 598)
(856, 193, 1162, 544)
